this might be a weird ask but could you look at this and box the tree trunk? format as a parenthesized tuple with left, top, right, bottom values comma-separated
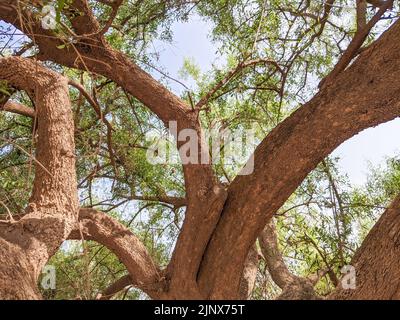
(0, 57, 78, 299)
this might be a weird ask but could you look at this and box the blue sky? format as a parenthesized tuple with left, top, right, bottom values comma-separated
(1, 16, 399, 186)
(149, 16, 222, 92)
(151, 17, 400, 186)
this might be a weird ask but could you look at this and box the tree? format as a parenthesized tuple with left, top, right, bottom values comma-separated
(0, 0, 400, 299)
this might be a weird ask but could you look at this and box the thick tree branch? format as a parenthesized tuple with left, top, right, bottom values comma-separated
(0, 56, 78, 252)
(0, 56, 78, 298)
(198, 18, 400, 299)
(68, 208, 166, 299)
(0, 83, 35, 117)
(330, 194, 400, 299)
(0, 2, 223, 297)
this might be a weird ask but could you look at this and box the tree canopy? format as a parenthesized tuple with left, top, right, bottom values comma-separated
(0, 0, 400, 300)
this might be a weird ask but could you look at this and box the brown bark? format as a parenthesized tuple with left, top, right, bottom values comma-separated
(1, 100, 35, 118)
(198, 18, 400, 299)
(238, 245, 259, 299)
(0, 57, 78, 299)
(0, 1, 226, 298)
(1, 1, 400, 300)
(330, 195, 400, 299)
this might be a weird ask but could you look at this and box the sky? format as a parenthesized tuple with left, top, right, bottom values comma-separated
(150, 17, 400, 187)
(149, 16, 223, 92)
(1, 15, 400, 187)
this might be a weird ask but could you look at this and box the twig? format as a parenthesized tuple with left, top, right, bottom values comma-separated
(0, 137, 53, 177)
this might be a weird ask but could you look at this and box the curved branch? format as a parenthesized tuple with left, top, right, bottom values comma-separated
(238, 244, 259, 300)
(199, 18, 400, 298)
(68, 208, 166, 299)
(258, 222, 319, 300)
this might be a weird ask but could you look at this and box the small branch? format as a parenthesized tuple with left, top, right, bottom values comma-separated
(68, 79, 117, 172)
(1, 100, 35, 118)
(128, 195, 187, 210)
(196, 58, 282, 110)
(258, 221, 298, 289)
(0, 137, 53, 178)
(356, 0, 367, 31)
(320, 0, 393, 88)
(97, 274, 132, 300)
(366, 0, 388, 7)
(259, 221, 322, 299)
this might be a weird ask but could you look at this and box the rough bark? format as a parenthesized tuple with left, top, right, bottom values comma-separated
(0, 57, 78, 299)
(198, 18, 400, 298)
(2, 1, 400, 300)
(1, 1, 226, 298)
(238, 245, 259, 299)
(330, 195, 400, 299)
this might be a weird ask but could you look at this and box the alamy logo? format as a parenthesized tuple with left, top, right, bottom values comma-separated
(41, 265, 56, 290)
(145, 121, 256, 175)
(41, 5, 57, 30)
(340, 265, 356, 290)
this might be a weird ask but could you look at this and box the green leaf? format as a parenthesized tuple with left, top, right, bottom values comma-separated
(56, 43, 67, 49)
(56, 0, 66, 23)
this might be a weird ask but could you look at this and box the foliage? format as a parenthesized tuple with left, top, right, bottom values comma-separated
(0, 0, 399, 299)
